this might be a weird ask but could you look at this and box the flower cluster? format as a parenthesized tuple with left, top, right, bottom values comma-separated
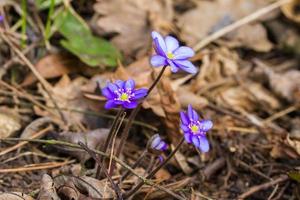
(180, 105, 213, 152)
(101, 31, 212, 155)
(101, 79, 148, 109)
(151, 31, 197, 74)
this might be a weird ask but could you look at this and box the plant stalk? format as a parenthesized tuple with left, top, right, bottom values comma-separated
(124, 137, 185, 199)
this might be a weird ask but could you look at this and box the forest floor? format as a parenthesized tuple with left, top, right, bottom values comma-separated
(0, 0, 300, 199)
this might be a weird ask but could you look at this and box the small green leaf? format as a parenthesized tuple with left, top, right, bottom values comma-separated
(54, 8, 121, 67)
(288, 171, 300, 183)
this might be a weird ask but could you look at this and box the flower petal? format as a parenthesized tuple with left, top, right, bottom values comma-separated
(160, 142, 168, 151)
(173, 46, 195, 59)
(180, 112, 189, 125)
(115, 80, 125, 89)
(151, 135, 161, 148)
(173, 60, 198, 74)
(187, 104, 196, 121)
(192, 135, 200, 148)
(156, 141, 166, 151)
(102, 87, 114, 99)
(184, 133, 192, 143)
(199, 135, 209, 152)
(167, 60, 179, 73)
(165, 36, 179, 53)
(104, 100, 118, 109)
(150, 55, 167, 67)
(133, 88, 148, 100)
(180, 124, 189, 132)
(199, 120, 213, 131)
(107, 83, 118, 93)
(123, 101, 138, 109)
(125, 79, 135, 90)
(152, 31, 167, 56)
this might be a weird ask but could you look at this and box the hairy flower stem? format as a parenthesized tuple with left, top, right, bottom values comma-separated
(124, 137, 185, 199)
(146, 65, 167, 96)
(96, 108, 124, 179)
(120, 150, 148, 182)
(111, 66, 168, 174)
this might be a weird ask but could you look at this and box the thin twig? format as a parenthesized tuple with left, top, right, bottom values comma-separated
(120, 150, 148, 182)
(238, 175, 289, 199)
(125, 137, 185, 199)
(1, 138, 181, 199)
(193, 0, 292, 51)
(78, 142, 123, 200)
(0, 126, 52, 156)
(0, 29, 66, 123)
(0, 160, 75, 173)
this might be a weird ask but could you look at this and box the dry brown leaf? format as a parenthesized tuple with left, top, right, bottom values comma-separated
(0, 107, 21, 139)
(177, 86, 208, 110)
(154, 168, 171, 181)
(38, 75, 89, 127)
(55, 175, 115, 199)
(177, 0, 274, 51)
(157, 76, 181, 141)
(57, 180, 80, 200)
(22, 53, 84, 86)
(271, 143, 299, 159)
(0, 192, 34, 200)
(286, 135, 300, 156)
(93, 0, 173, 57)
(20, 117, 53, 139)
(266, 69, 300, 103)
(215, 82, 280, 112)
(195, 47, 240, 90)
(281, 0, 300, 23)
(51, 128, 109, 162)
(37, 174, 60, 200)
(224, 23, 273, 52)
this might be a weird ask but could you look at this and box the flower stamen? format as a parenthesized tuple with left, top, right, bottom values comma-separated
(167, 52, 174, 59)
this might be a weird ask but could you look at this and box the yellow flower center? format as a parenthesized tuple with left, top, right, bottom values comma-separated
(191, 125, 199, 133)
(120, 93, 129, 101)
(167, 52, 174, 59)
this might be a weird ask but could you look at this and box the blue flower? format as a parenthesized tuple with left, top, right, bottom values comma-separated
(180, 105, 213, 152)
(149, 134, 168, 153)
(102, 79, 148, 109)
(150, 31, 197, 74)
(0, 15, 3, 22)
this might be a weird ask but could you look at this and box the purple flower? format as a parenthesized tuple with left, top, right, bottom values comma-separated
(150, 31, 197, 74)
(0, 15, 3, 22)
(102, 79, 148, 109)
(148, 134, 168, 154)
(180, 105, 213, 152)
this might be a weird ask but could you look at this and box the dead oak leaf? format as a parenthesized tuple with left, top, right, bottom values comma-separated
(38, 75, 89, 127)
(177, 0, 274, 51)
(93, 0, 173, 58)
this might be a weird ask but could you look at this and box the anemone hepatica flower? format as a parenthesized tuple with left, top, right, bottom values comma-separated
(180, 105, 213, 152)
(148, 134, 168, 154)
(102, 79, 148, 109)
(150, 31, 197, 74)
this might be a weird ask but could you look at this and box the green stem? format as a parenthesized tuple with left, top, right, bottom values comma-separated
(44, 0, 55, 44)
